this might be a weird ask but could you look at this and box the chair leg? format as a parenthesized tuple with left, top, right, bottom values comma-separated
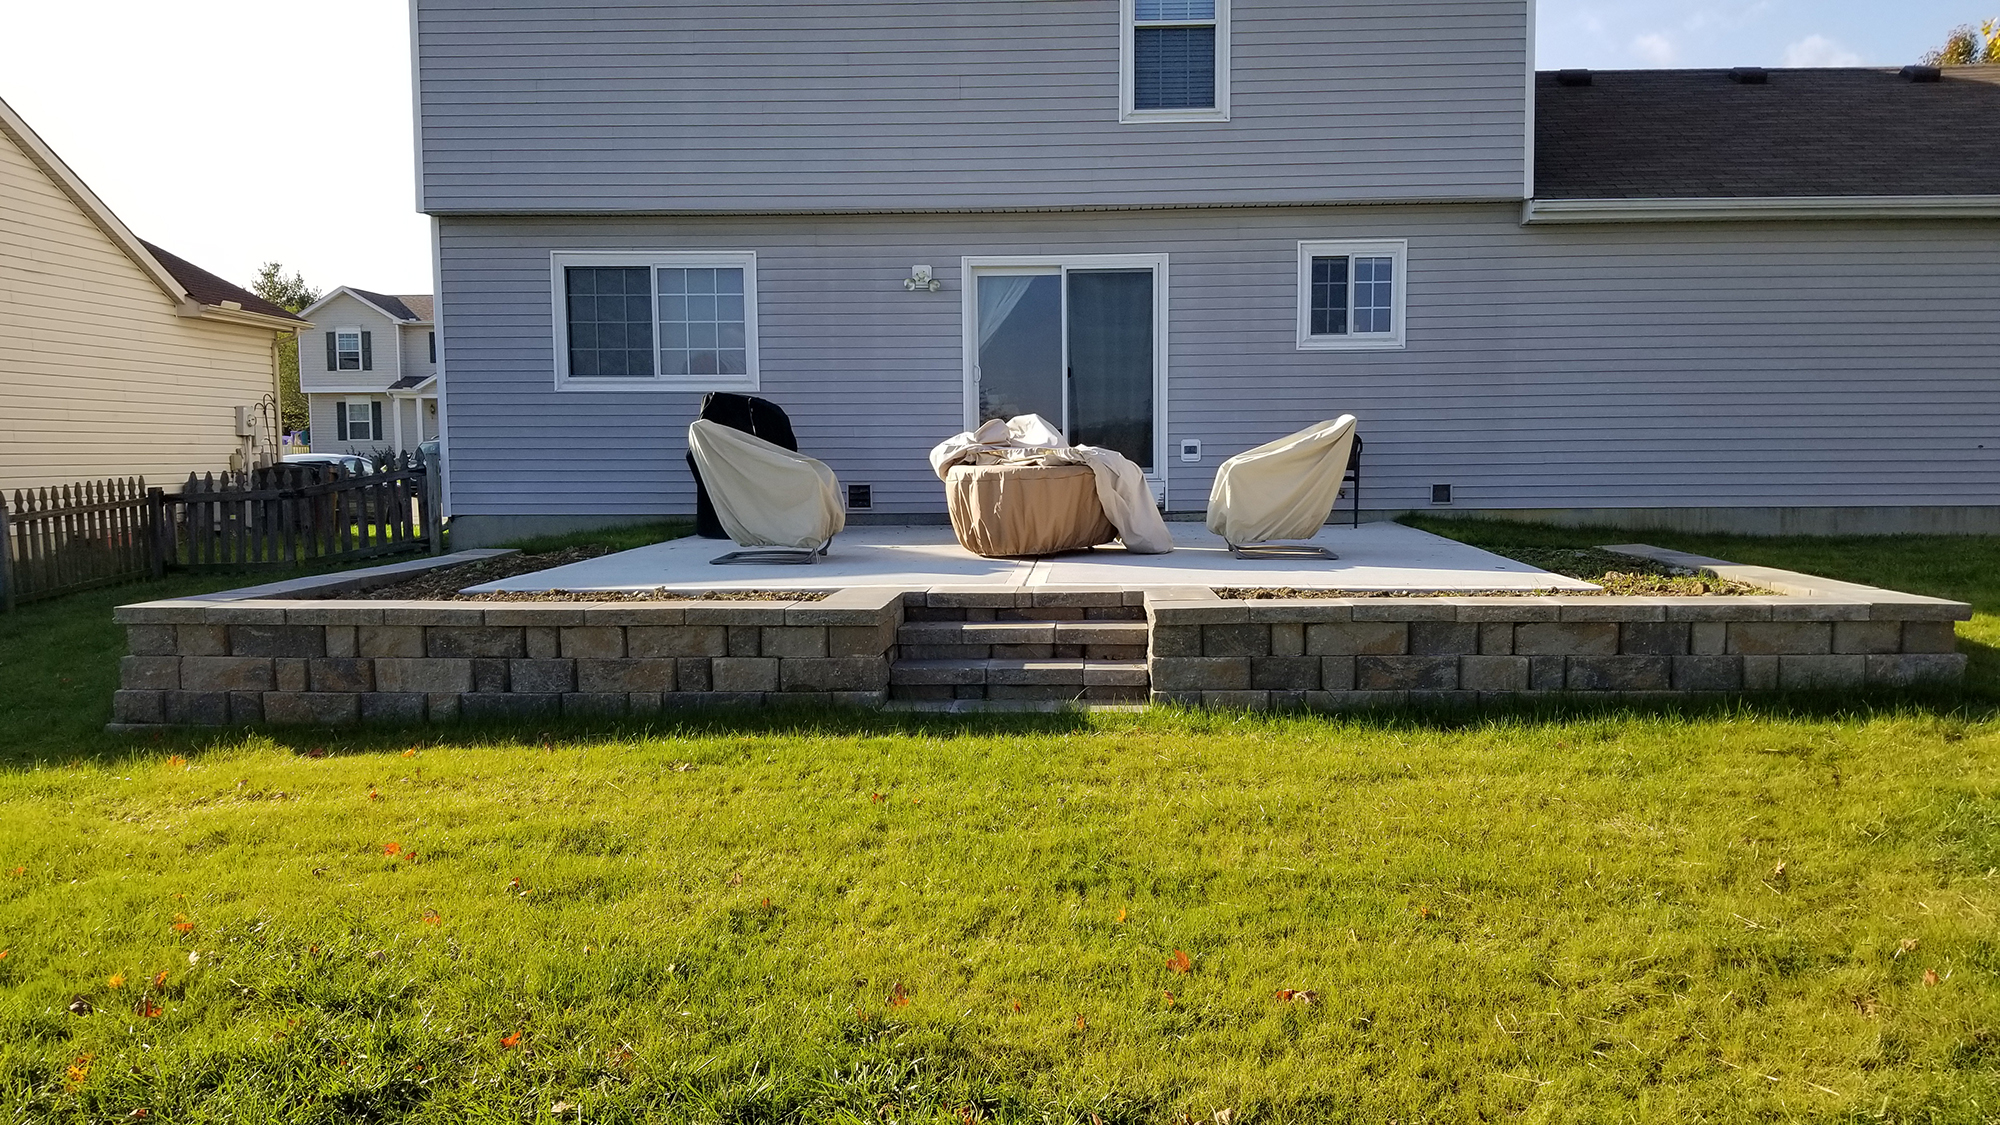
(1352, 462, 1361, 529)
(1230, 541, 1339, 561)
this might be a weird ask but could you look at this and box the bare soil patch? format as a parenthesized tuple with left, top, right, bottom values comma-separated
(327, 549, 826, 601)
(1218, 547, 1768, 599)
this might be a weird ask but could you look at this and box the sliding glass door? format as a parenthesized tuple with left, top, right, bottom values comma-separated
(969, 257, 1163, 476)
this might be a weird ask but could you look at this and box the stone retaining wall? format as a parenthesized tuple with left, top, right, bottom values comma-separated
(112, 587, 902, 727)
(1146, 575, 1970, 709)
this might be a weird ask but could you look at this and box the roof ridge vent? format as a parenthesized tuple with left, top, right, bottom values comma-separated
(1900, 64, 1942, 83)
(1729, 67, 1769, 84)
(1555, 68, 1592, 87)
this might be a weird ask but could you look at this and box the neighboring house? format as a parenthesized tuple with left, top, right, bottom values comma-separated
(294, 287, 437, 456)
(0, 94, 307, 495)
(409, 2, 2000, 544)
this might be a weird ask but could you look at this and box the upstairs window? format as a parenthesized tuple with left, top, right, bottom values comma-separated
(1297, 240, 1407, 351)
(328, 328, 371, 371)
(1122, 0, 1229, 123)
(552, 252, 760, 389)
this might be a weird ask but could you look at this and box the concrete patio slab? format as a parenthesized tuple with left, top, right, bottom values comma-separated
(467, 522, 1598, 594)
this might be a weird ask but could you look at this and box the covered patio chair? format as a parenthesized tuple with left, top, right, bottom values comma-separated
(1205, 415, 1358, 559)
(686, 392, 800, 539)
(686, 419, 844, 564)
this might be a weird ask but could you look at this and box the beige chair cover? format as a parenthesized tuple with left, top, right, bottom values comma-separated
(945, 463, 1116, 557)
(687, 419, 846, 549)
(1205, 415, 1358, 545)
(929, 414, 1174, 554)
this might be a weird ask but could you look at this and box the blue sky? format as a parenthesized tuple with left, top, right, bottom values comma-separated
(1538, 1, 1985, 69)
(0, 2, 1986, 295)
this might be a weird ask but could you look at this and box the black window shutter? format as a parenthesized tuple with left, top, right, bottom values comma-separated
(371, 402, 384, 442)
(429, 332, 436, 364)
(336, 401, 349, 441)
(326, 332, 337, 371)
(360, 331, 373, 371)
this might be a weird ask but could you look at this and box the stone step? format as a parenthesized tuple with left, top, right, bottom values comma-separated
(889, 658, 1150, 703)
(891, 658, 1150, 686)
(897, 620, 1150, 646)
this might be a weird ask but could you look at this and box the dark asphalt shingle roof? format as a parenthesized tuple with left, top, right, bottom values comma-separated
(139, 241, 306, 322)
(1535, 66, 2000, 199)
(350, 288, 432, 322)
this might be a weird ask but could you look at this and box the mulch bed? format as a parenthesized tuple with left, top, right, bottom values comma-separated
(329, 549, 826, 601)
(1218, 547, 1769, 600)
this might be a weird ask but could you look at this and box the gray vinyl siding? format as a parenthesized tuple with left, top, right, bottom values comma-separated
(413, 0, 1530, 214)
(298, 293, 401, 393)
(436, 207, 2000, 520)
(400, 323, 437, 381)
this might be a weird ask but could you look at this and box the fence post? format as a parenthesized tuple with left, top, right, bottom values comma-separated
(425, 456, 444, 555)
(147, 487, 168, 579)
(0, 492, 13, 614)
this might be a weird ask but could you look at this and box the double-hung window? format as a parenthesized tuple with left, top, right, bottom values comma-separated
(1297, 240, 1407, 350)
(1121, 0, 1229, 123)
(339, 399, 381, 442)
(552, 251, 760, 389)
(329, 328, 369, 371)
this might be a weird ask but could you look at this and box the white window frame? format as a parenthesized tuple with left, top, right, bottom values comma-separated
(549, 250, 761, 391)
(1296, 239, 1408, 351)
(1120, 0, 1230, 124)
(343, 398, 376, 442)
(960, 253, 1170, 498)
(335, 328, 364, 371)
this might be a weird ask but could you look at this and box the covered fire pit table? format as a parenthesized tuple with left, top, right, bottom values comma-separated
(944, 461, 1116, 557)
(929, 414, 1175, 559)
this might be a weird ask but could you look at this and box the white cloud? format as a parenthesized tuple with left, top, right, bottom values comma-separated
(1782, 34, 1864, 67)
(1632, 32, 1679, 65)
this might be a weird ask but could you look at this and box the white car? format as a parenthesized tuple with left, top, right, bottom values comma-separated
(283, 453, 374, 476)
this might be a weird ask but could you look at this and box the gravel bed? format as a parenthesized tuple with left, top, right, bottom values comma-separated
(1218, 547, 1768, 599)
(329, 549, 825, 601)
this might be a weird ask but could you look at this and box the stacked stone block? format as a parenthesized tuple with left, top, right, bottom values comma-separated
(113, 588, 902, 727)
(890, 587, 1152, 702)
(1147, 591, 1969, 709)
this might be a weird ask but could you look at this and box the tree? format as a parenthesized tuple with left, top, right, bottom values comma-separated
(250, 262, 321, 434)
(1922, 19, 2000, 65)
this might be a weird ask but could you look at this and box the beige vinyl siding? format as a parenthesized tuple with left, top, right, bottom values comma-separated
(400, 324, 437, 381)
(0, 125, 282, 495)
(299, 293, 402, 394)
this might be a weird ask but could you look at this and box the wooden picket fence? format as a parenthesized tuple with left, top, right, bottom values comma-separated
(0, 478, 159, 610)
(0, 455, 443, 610)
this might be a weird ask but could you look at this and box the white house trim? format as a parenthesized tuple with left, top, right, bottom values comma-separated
(1118, 0, 1231, 124)
(299, 285, 432, 325)
(1523, 195, 2000, 224)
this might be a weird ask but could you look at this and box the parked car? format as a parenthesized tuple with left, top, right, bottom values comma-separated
(283, 453, 374, 476)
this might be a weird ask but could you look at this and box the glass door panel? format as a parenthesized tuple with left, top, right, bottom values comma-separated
(1066, 269, 1154, 472)
(974, 273, 1063, 425)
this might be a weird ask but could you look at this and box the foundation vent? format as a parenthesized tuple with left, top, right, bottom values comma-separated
(1430, 484, 1454, 505)
(847, 483, 873, 511)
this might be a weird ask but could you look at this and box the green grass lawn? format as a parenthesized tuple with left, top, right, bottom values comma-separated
(2, 525, 1999, 1122)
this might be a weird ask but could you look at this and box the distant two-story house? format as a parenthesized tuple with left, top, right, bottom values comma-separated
(1, 95, 307, 494)
(410, 1, 2000, 545)
(295, 287, 437, 456)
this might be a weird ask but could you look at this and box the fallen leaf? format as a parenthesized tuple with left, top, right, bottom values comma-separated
(171, 916, 193, 934)
(1163, 991, 1176, 1006)
(151, 970, 168, 988)
(187, 951, 200, 967)
(8, 866, 22, 876)
(1418, 905, 1432, 919)
(1923, 969, 1941, 986)
(129, 1111, 150, 1119)
(728, 872, 744, 886)
(1010, 1000, 1023, 1013)
(1770, 860, 1788, 882)
(0, 948, 8, 960)
(1075, 1014, 1087, 1030)
(137, 1000, 162, 1019)
(761, 897, 771, 909)
(165, 756, 186, 770)
(401, 749, 418, 758)
(421, 909, 442, 925)
(1214, 1108, 1235, 1125)
(500, 1031, 522, 1049)
(383, 842, 402, 857)
(551, 1102, 574, 1116)
(1274, 989, 1320, 1004)
(1168, 949, 1192, 974)
(108, 973, 125, 989)
(1116, 908, 1127, 924)
(68, 996, 93, 1016)
(305, 747, 326, 759)
(870, 792, 883, 803)
(65, 1054, 92, 1086)
(367, 787, 381, 801)
(1896, 938, 1920, 958)
(508, 876, 524, 891)
(890, 982, 910, 1009)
